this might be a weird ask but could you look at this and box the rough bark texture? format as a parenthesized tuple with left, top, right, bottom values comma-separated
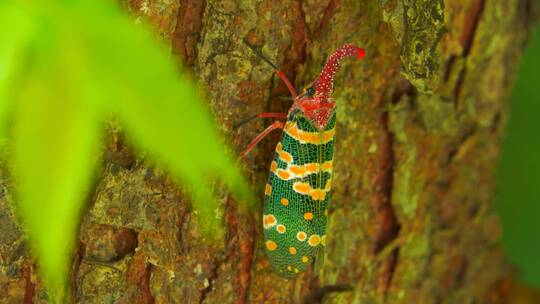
(1, 0, 540, 303)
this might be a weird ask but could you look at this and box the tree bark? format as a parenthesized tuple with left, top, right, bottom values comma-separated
(1, 0, 539, 303)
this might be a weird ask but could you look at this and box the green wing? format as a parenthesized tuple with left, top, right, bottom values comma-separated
(262, 111, 336, 278)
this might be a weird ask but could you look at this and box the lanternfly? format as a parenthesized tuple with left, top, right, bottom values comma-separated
(240, 43, 365, 278)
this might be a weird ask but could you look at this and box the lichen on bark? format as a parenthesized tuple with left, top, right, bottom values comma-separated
(399, 0, 446, 93)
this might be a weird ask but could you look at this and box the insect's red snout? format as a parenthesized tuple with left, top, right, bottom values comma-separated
(314, 44, 365, 97)
(357, 48, 366, 60)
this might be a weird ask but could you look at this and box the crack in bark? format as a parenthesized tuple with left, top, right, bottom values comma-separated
(520, 0, 538, 36)
(70, 242, 87, 302)
(244, 0, 308, 153)
(449, 0, 486, 102)
(142, 263, 155, 304)
(199, 195, 254, 304)
(312, 0, 341, 39)
(247, 0, 309, 180)
(224, 195, 255, 304)
(453, 66, 466, 101)
(379, 247, 400, 301)
(282, 0, 308, 91)
(460, 0, 486, 57)
(372, 112, 401, 297)
(391, 79, 416, 105)
(372, 113, 400, 254)
(127, 254, 155, 304)
(236, 228, 254, 304)
(302, 284, 353, 304)
(198, 255, 226, 304)
(443, 55, 457, 83)
(445, 124, 477, 165)
(172, 0, 207, 67)
(23, 262, 34, 304)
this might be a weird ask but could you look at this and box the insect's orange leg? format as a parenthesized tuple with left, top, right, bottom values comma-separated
(257, 112, 288, 119)
(275, 70, 298, 99)
(243, 40, 298, 99)
(240, 120, 285, 158)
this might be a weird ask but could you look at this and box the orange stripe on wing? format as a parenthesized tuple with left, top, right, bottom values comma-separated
(272, 161, 333, 180)
(284, 123, 335, 144)
(292, 182, 329, 201)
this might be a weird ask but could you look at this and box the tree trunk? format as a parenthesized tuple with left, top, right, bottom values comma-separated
(1, 0, 539, 303)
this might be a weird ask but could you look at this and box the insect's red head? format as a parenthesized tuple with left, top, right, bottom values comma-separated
(295, 44, 365, 129)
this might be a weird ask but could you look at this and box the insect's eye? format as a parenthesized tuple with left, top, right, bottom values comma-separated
(306, 87, 316, 97)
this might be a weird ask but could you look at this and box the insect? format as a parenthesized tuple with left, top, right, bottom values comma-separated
(240, 43, 365, 278)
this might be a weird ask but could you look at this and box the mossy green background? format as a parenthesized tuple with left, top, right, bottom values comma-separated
(497, 26, 540, 288)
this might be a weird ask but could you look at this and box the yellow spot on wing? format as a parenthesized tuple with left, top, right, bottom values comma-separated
(289, 247, 297, 255)
(284, 123, 335, 144)
(277, 169, 291, 180)
(276, 224, 286, 234)
(296, 231, 307, 242)
(304, 163, 318, 173)
(266, 240, 277, 251)
(303, 212, 314, 220)
(322, 160, 333, 172)
(270, 161, 278, 172)
(310, 189, 326, 201)
(265, 183, 272, 196)
(279, 151, 293, 163)
(293, 182, 311, 194)
(280, 198, 289, 206)
(263, 214, 277, 229)
(308, 234, 321, 247)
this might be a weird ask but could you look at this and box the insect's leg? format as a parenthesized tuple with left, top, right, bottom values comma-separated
(242, 112, 288, 125)
(275, 70, 298, 99)
(233, 112, 287, 130)
(257, 112, 288, 119)
(240, 120, 285, 158)
(243, 40, 298, 99)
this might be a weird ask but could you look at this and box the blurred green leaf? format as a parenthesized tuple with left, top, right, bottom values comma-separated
(80, 3, 248, 238)
(0, 3, 35, 136)
(497, 27, 540, 288)
(13, 22, 102, 300)
(0, 0, 248, 301)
